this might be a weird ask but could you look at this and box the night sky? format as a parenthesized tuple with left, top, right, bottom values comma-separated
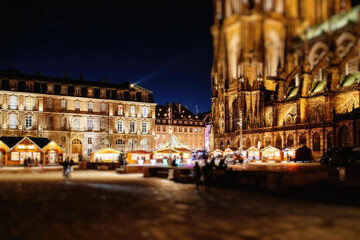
(0, 0, 213, 113)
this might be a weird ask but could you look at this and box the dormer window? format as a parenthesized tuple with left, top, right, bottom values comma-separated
(142, 93, 148, 101)
(130, 92, 136, 100)
(75, 87, 81, 96)
(25, 81, 34, 92)
(9, 80, 18, 90)
(47, 84, 54, 94)
(87, 88, 94, 97)
(117, 91, 123, 99)
(100, 89, 106, 98)
(61, 86, 67, 95)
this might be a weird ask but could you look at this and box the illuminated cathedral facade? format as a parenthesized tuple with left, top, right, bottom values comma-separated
(210, 0, 360, 159)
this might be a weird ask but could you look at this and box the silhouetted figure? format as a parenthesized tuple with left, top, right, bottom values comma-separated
(217, 158, 227, 170)
(193, 162, 201, 192)
(70, 159, 75, 171)
(202, 163, 213, 192)
(63, 159, 70, 176)
(171, 159, 178, 167)
(209, 158, 216, 169)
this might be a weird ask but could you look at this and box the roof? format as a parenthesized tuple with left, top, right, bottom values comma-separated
(0, 69, 154, 103)
(260, 145, 280, 152)
(127, 150, 151, 154)
(340, 72, 360, 87)
(283, 145, 311, 151)
(247, 146, 260, 151)
(0, 137, 23, 148)
(156, 102, 206, 122)
(28, 137, 51, 149)
(94, 148, 120, 154)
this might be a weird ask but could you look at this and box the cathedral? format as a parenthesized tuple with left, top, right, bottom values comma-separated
(210, 0, 360, 160)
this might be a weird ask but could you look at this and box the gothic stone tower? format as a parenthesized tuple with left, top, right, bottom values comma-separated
(210, 0, 353, 153)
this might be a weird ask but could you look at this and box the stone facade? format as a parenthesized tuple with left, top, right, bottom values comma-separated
(0, 70, 156, 161)
(155, 103, 206, 151)
(211, 0, 360, 160)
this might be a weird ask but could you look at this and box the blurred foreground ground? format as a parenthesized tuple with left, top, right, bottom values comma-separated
(0, 170, 359, 240)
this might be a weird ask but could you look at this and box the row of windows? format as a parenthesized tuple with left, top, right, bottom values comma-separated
(116, 121, 148, 134)
(6, 96, 150, 117)
(156, 119, 203, 125)
(156, 134, 203, 141)
(8, 114, 33, 129)
(10, 81, 149, 101)
(156, 126, 202, 133)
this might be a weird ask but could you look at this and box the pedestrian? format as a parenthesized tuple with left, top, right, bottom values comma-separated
(27, 157, 31, 168)
(24, 158, 27, 168)
(39, 159, 44, 172)
(171, 158, 178, 167)
(202, 163, 213, 192)
(217, 158, 227, 170)
(70, 159, 74, 172)
(193, 162, 201, 192)
(63, 158, 69, 177)
(209, 158, 216, 169)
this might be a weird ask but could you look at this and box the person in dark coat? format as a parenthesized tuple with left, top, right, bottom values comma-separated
(209, 158, 216, 169)
(63, 159, 69, 176)
(217, 158, 227, 170)
(193, 162, 201, 192)
(171, 159, 178, 167)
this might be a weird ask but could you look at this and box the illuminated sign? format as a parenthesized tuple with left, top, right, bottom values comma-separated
(18, 144, 35, 150)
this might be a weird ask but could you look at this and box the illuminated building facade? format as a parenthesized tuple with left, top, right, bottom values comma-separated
(0, 69, 156, 162)
(211, 0, 360, 159)
(155, 103, 206, 151)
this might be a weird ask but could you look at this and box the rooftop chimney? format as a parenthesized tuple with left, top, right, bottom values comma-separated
(104, 76, 108, 83)
(177, 102, 181, 113)
(80, 73, 84, 80)
(64, 71, 68, 79)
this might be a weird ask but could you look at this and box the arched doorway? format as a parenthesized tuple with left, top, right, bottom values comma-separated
(72, 139, 82, 156)
(313, 132, 321, 151)
(275, 135, 282, 149)
(299, 133, 307, 145)
(339, 126, 351, 147)
(286, 134, 294, 147)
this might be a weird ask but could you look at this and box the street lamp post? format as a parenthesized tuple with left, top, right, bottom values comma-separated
(238, 110, 243, 154)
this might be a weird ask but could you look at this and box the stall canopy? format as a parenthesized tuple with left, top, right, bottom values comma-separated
(224, 147, 236, 155)
(283, 145, 312, 162)
(91, 148, 120, 162)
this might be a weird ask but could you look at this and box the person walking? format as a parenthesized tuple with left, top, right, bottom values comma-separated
(39, 159, 44, 172)
(63, 158, 70, 177)
(193, 162, 201, 193)
(69, 159, 75, 172)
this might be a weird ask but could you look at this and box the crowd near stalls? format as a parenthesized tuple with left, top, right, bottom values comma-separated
(0, 137, 63, 166)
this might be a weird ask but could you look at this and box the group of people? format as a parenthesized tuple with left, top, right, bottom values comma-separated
(192, 157, 228, 192)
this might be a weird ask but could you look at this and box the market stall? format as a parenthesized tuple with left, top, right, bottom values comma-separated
(126, 150, 152, 164)
(260, 145, 283, 162)
(90, 148, 120, 163)
(211, 149, 223, 158)
(282, 145, 311, 162)
(246, 146, 260, 161)
(0, 136, 63, 166)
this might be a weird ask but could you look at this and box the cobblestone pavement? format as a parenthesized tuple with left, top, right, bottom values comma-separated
(0, 171, 359, 240)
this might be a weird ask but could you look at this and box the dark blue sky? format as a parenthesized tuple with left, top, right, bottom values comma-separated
(0, 0, 213, 113)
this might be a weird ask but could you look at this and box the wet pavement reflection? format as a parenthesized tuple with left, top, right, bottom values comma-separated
(0, 170, 359, 240)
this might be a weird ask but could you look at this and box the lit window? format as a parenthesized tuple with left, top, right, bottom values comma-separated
(61, 116, 66, 129)
(100, 102, 106, 113)
(195, 128, 198, 133)
(47, 85, 53, 93)
(88, 137, 92, 144)
(88, 89, 93, 97)
(9, 114, 17, 129)
(88, 102, 93, 112)
(75, 100, 80, 112)
(130, 121, 135, 133)
(61, 99, 67, 110)
(117, 121, 123, 133)
(47, 98, 53, 110)
(25, 97, 33, 111)
(25, 115, 32, 129)
(73, 117, 80, 130)
(9, 96, 17, 110)
(142, 122, 147, 134)
(118, 105, 123, 115)
(101, 90, 106, 98)
(87, 118, 93, 131)
(87, 148, 92, 156)
(142, 107, 148, 117)
(75, 88, 80, 96)
(130, 105, 136, 117)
